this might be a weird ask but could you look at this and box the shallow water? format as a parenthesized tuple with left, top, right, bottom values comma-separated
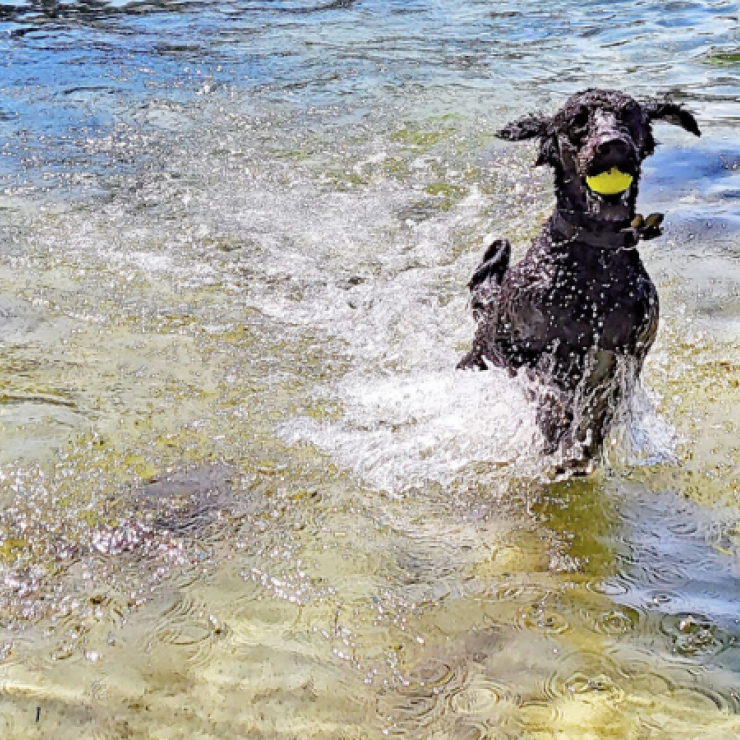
(1, 0, 740, 737)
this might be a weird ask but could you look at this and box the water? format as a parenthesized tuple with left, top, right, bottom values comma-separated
(1, 0, 740, 736)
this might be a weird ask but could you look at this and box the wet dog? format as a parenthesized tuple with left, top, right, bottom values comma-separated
(459, 89, 700, 464)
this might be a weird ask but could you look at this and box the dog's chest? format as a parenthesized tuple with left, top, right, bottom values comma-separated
(541, 248, 657, 352)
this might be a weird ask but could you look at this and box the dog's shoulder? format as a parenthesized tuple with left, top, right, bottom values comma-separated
(501, 234, 559, 295)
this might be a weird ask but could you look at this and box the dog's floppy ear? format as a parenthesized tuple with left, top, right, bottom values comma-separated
(497, 114, 557, 167)
(644, 101, 701, 137)
(497, 114, 550, 141)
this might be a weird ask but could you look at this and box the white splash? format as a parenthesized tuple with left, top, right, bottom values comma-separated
(619, 384, 678, 466)
(280, 367, 544, 494)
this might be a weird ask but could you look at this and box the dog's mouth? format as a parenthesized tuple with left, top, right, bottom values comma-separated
(585, 167, 633, 196)
(580, 136, 639, 210)
(582, 160, 638, 218)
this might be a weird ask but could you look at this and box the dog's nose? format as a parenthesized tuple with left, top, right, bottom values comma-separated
(594, 137, 632, 161)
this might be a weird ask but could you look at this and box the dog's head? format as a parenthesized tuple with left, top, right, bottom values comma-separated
(498, 89, 700, 224)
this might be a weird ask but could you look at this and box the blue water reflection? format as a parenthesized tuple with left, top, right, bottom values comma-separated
(2, 0, 740, 191)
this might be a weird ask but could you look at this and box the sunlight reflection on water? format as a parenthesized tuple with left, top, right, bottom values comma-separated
(1, 0, 740, 738)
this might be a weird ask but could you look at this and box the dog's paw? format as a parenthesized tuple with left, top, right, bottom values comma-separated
(641, 212, 664, 241)
(624, 213, 664, 242)
(468, 239, 511, 290)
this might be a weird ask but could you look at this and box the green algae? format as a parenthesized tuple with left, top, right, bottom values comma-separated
(424, 181, 467, 199)
(703, 51, 740, 66)
(272, 148, 316, 161)
(390, 128, 452, 148)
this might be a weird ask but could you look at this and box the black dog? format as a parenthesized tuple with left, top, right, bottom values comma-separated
(459, 89, 700, 463)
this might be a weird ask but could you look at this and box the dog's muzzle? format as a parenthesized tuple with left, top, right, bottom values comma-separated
(583, 126, 639, 197)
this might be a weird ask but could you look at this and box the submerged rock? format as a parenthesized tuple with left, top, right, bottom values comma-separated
(135, 463, 245, 536)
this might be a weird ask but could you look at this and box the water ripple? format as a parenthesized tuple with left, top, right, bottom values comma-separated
(519, 605, 570, 636)
(1, 0, 740, 737)
(543, 651, 625, 705)
(449, 680, 509, 715)
(590, 605, 642, 636)
(660, 612, 734, 659)
(378, 659, 463, 735)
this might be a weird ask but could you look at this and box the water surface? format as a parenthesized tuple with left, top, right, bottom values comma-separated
(2, 1, 740, 737)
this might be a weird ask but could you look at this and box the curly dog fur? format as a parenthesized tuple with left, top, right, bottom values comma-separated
(459, 89, 700, 463)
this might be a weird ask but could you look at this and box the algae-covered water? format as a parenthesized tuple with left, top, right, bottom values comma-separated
(2, 0, 740, 737)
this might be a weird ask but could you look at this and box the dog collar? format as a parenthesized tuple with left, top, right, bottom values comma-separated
(550, 211, 664, 250)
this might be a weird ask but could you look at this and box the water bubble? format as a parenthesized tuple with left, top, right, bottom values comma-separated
(519, 605, 570, 635)
(660, 612, 729, 658)
(590, 606, 641, 636)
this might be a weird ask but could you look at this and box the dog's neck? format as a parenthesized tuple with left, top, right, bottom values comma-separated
(549, 209, 639, 250)
(549, 158, 643, 249)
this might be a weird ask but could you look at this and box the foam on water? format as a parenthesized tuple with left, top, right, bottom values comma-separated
(281, 368, 542, 494)
(282, 370, 680, 495)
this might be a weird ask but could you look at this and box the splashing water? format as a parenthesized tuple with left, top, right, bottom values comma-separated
(282, 368, 542, 493)
(281, 366, 679, 495)
(1, 1, 740, 738)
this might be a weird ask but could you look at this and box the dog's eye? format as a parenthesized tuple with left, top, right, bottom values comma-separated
(567, 110, 590, 144)
(572, 110, 590, 130)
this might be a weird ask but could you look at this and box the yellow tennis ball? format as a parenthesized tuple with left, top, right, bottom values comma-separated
(586, 168, 633, 195)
